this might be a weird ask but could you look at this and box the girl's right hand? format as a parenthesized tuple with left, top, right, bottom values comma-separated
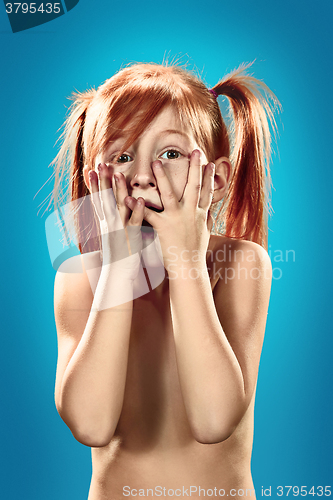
(89, 163, 144, 277)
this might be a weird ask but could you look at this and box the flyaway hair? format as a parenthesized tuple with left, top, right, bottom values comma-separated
(211, 64, 279, 248)
(53, 89, 96, 207)
(51, 62, 279, 251)
(51, 89, 98, 252)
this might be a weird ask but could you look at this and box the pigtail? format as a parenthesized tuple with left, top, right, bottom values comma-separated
(52, 89, 95, 209)
(52, 89, 98, 253)
(212, 64, 279, 249)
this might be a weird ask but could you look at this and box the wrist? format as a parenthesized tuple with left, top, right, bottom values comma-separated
(166, 261, 208, 282)
(100, 253, 141, 281)
(163, 245, 207, 270)
(93, 258, 139, 311)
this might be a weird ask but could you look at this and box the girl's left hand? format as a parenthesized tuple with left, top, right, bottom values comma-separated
(126, 150, 215, 271)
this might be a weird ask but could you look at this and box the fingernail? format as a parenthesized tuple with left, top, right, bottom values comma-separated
(114, 174, 119, 182)
(211, 163, 215, 171)
(137, 198, 143, 206)
(97, 164, 102, 172)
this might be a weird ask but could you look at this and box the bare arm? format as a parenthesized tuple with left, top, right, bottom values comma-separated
(168, 241, 271, 444)
(138, 150, 272, 444)
(54, 262, 135, 448)
(54, 165, 144, 447)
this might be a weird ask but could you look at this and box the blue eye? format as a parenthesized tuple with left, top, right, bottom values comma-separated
(116, 154, 133, 163)
(160, 150, 182, 160)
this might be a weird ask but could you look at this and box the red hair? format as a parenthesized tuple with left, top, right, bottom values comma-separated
(52, 62, 279, 251)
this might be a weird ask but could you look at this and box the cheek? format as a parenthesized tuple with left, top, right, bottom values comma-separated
(164, 164, 189, 200)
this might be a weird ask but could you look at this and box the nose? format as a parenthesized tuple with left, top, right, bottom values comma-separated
(129, 157, 157, 191)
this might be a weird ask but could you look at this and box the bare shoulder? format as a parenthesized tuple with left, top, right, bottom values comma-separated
(54, 252, 100, 320)
(208, 235, 272, 285)
(209, 235, 272, 341)
(54, 252, 100, 411)
(54, 252, 100, 351)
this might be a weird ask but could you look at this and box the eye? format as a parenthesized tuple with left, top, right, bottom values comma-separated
(160, 150, 183, 160)
(116, 153, 133, 163)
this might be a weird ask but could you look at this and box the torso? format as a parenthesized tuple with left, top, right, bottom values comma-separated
(80, 235, 258, 499)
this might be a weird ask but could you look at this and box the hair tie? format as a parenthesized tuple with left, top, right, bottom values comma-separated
(208, 89, 218, 99)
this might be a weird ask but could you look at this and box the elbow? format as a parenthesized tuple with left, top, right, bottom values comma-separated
(71, 427, 114, 448)
(67, 417, 115, 448)
(189, 408, 244, 444)
(55, 399, 115, 448)
(191, 424, 236, 445)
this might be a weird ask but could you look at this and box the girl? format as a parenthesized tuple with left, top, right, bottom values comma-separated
(52, 62, 278, 499)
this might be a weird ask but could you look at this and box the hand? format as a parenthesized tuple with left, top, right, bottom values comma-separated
(89, 164, 144, 277)
(125, 150, 215, 272)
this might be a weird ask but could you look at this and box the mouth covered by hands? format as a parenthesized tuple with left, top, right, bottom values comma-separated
(89, 163, 145, 278)
(125, 150, 215, 272)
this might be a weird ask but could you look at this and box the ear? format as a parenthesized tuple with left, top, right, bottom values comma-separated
(83, 165, 91, 191)
(212, 156, 231, 203)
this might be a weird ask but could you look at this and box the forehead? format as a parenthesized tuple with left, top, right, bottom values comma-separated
(144, 106, 188, 133)
(117, 106, 195, 143)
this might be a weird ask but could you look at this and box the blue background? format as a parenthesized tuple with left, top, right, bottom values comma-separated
(1, 0, 332, 498)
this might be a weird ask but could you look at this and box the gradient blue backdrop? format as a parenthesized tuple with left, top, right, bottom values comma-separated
(1, 0, 332, 498)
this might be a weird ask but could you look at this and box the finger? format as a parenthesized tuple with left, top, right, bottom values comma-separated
(183, 150, 202, 207)
(127, 197, 145, 226)
(89, 170, 104, 220)
(199, 162, 215, 210)
(98, 163, 116, 218)
(126, 196, 159, 228)
(123, 197, 145, 256)
(98, 163, 111, 191)
(142, 204, 159, 228)
(207, 209, 214, 234)
(113, 172, 131, 224)
(152, 160, 178, 211)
